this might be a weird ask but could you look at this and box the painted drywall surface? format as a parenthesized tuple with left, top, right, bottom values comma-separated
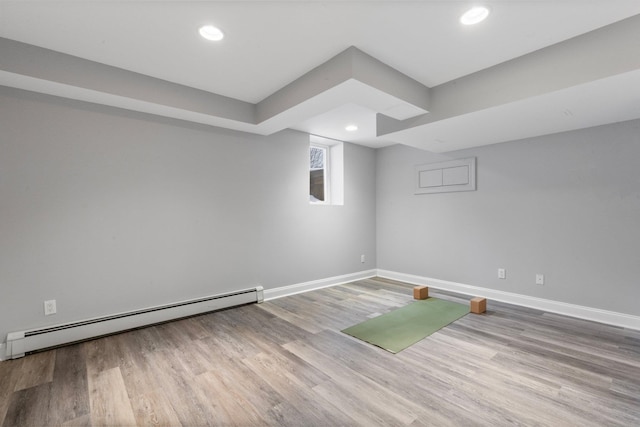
(257, 139, 376, 288)
(0, 87, 376, 342)
(376, 119, 640, 316)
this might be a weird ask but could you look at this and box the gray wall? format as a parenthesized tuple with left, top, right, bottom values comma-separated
(377, 119, 640, 316)
(0, 87, 376, 342)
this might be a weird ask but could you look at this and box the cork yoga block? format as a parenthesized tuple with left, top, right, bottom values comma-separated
(470, 297, 487, 314)
(413, 286, 429, 300)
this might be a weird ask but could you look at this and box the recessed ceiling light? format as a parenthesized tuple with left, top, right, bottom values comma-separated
(345, 124, 358, 132)
(199, 25, 224, 41)
(460, 6, 490, 25)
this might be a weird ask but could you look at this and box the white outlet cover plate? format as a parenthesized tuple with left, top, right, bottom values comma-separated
(44, 300, 57, 315)
(536, 274, 545, 285)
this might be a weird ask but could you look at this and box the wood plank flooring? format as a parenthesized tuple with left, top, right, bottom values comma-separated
(1, 277, 639, 426)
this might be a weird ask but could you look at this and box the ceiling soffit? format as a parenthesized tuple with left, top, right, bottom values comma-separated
(0, 40, 428, 134)
(1, 13, 640, 152)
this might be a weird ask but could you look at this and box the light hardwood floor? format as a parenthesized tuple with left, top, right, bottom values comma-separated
(1, 277, 639, 426)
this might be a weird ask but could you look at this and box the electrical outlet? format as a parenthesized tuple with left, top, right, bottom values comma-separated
(44, 299, 57, 316)
(498, 268, 506, 279)
(360, 254, 366, 263)
(536, 274, 545, 285)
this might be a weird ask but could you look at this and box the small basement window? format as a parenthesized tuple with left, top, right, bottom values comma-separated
(310, 144, 328, 203)
(309, 135, 343, 205)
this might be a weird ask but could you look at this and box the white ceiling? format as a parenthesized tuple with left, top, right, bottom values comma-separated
(1, 0, 640, 152)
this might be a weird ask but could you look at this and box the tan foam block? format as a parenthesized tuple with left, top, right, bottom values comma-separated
(470, 297, 486, 314)
(413, 286, 429, 300)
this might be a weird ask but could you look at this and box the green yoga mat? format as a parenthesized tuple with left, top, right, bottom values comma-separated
(341, 298, 469, 353)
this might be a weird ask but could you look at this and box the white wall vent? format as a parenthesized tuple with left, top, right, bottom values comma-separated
(415, 157, 476, 194)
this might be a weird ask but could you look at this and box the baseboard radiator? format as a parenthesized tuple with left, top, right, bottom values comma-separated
(5, 286, 263, 360)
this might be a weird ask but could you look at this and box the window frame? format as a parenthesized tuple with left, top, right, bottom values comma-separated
(309, 143, 330, 204)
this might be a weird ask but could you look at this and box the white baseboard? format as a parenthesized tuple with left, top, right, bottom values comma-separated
(377, 269, 640, 331)
(264, 269, 377, 301)
(4, 287, 262, 360)
(4, 268, 632, 363)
